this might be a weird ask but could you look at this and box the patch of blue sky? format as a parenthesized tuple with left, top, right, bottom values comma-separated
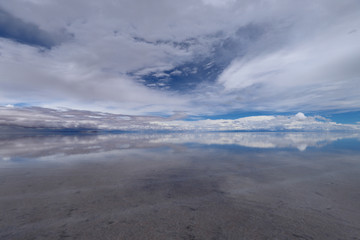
(1, 102, 30, 107)
(135, 23, 265, 92)
(13, 102, 30, 107)
(189, 111, 286, 120)
(137, 58, 224, 92)
(320, 111, 360, 124)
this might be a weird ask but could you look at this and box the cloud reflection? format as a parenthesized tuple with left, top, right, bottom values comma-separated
(0, 132, 359, 162)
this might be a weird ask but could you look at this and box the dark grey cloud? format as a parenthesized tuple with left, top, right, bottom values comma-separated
(132, 36, 198, 51)
(0, 8, 71, 49)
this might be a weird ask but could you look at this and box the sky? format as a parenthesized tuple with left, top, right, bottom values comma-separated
(0, 0, 360, 127)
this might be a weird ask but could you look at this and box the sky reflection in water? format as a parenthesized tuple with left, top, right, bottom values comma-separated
(1, 132, 360, 163)
(0, 132, 360, 239)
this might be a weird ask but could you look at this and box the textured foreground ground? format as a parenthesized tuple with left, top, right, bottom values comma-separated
(1, 134, 360, 240)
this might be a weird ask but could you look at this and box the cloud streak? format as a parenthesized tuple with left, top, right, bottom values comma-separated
(0, 106, 359, 132)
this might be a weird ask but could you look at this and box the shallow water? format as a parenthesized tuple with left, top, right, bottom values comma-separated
(1, 132, 360, 240)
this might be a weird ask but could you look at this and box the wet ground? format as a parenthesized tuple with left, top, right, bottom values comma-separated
(0, 132, 360, 239)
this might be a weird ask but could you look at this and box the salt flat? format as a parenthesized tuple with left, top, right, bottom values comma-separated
(0, 132, 359, 240)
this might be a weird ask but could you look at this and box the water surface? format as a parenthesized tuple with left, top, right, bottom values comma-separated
(1, 132, 360, 239)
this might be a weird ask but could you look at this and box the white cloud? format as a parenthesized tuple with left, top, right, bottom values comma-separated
(170, 70, 182, 76)
(216, 26, 360, 111)
(0, 39, 189, 114)
(0, 0, 359, 114)
(295, 112, 306, 121)
(151, 113, 359, 132)
(0, 107, 359, 132)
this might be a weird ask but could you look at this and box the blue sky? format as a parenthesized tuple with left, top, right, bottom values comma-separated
(0, 0, 360, 124)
